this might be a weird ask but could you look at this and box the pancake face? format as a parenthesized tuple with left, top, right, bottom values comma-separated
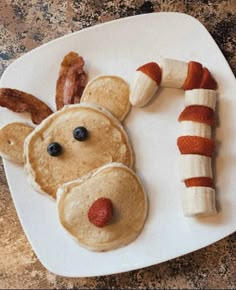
(24, 104, 133, 199)
(81, 76, 130, 121)
(57, 163, 148, 252)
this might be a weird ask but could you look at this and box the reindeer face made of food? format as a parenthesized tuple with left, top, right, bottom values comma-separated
(0, 52, 218, 251)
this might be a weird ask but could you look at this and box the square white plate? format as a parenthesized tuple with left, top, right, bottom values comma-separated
(0, 12, 236, 277)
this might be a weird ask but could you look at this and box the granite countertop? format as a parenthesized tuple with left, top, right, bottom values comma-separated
(0, 0, 236, 289)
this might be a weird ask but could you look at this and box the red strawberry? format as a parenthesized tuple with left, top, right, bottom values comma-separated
(182, 61, 203, 90)
(137, 62, 162, 85)
(178, 105, 215, 126)
(199, 67, 218, 90)
(177, 136, 215, 157)
(184, 177, 214, 188)
(88, 197, 113, 228)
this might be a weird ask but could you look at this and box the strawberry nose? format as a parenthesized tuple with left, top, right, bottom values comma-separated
(88, 197, 113, 228)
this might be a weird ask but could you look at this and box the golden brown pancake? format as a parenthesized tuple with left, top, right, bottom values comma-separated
(81, 75, 130, 121)
(57, 163, 148, 252)
(0, 122, 33, 163)
(24, 103, 133, 199)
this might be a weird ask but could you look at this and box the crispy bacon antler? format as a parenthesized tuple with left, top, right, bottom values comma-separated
(0, 88, 53, 124)
(56, 51, 87, 110)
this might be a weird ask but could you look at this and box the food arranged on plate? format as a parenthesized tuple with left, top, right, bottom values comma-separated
(130, 59, 217, 107)
(129, 59, 217, 217)
(0, 51, 218, 251)
(0, 88, 53, 124)
(0, 122, 33, 163)
(24, 103, 133, 199)
(57, 163, 147, 251)
(81, 75, 130, 120)
(178, 89, 217, 216)
(55, 51, 87, 110)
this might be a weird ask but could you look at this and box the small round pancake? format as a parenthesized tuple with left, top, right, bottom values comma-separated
(57, 163, 148, 252)
(24, 104, 133, 199)
(0, 122, 33, 163)
(81, 75, 130, 121)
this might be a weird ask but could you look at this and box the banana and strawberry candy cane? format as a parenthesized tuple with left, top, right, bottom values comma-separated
(130, 59, 217, 217)
(130, 59, 217, 107)
(178, 88, 217, 217)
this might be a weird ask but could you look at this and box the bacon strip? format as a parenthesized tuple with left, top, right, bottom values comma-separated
(0, 88, 53, 124)
(56, 52, 87, 110)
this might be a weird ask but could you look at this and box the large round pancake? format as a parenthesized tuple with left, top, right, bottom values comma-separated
(24, 104, 133, 199)
(57, 163, 148, 252)
(81, 76, 130, 121)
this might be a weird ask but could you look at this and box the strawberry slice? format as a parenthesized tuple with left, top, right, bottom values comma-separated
(184, 177, 214, 188)
(88, 197, 113, 228)
(137, 62, 162, 85)
(177, 136, 215, 157)
(178, 105, 215, 126)
(199, 68, 218, 90)
(182, 61, 203, 90)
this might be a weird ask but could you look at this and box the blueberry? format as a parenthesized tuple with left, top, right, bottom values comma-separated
(73, 126, 88, 141)
(47, 142, 62, 157)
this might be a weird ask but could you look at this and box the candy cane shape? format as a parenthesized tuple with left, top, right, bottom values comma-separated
(178, 89, 217, 217)
(130, 58, 218, 217)
(129, 58, 217, 107)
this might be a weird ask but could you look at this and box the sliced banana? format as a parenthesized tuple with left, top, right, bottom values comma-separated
(160, 58, 188, 88)
(179, 154, 212, 181)
(180, 121, 211, 138)
(181, 186, 217, 217)
(129, 71, 158, 107)
(185, 89, 216, 110)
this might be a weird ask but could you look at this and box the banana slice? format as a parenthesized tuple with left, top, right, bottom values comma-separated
(179, 154, 212, 181)
(180, 121, 211, 138)
(185, 89, 216, 110)
(129, 71, 158, 107)
(160, 58, 188, 88)
(181, 186, 217, 217)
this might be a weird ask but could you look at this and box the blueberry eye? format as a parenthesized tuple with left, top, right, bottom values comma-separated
(73, 126, 88, 141)
(47, 142, 62, 157)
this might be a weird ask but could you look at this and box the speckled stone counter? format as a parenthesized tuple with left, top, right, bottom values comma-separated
(0, 0, 236, 289)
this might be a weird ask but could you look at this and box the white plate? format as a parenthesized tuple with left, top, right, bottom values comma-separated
(1, 12, 236, 277)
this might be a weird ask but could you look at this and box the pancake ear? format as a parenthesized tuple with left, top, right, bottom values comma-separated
(81, 75, 131, 121)
(0, 122, 34, 164)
